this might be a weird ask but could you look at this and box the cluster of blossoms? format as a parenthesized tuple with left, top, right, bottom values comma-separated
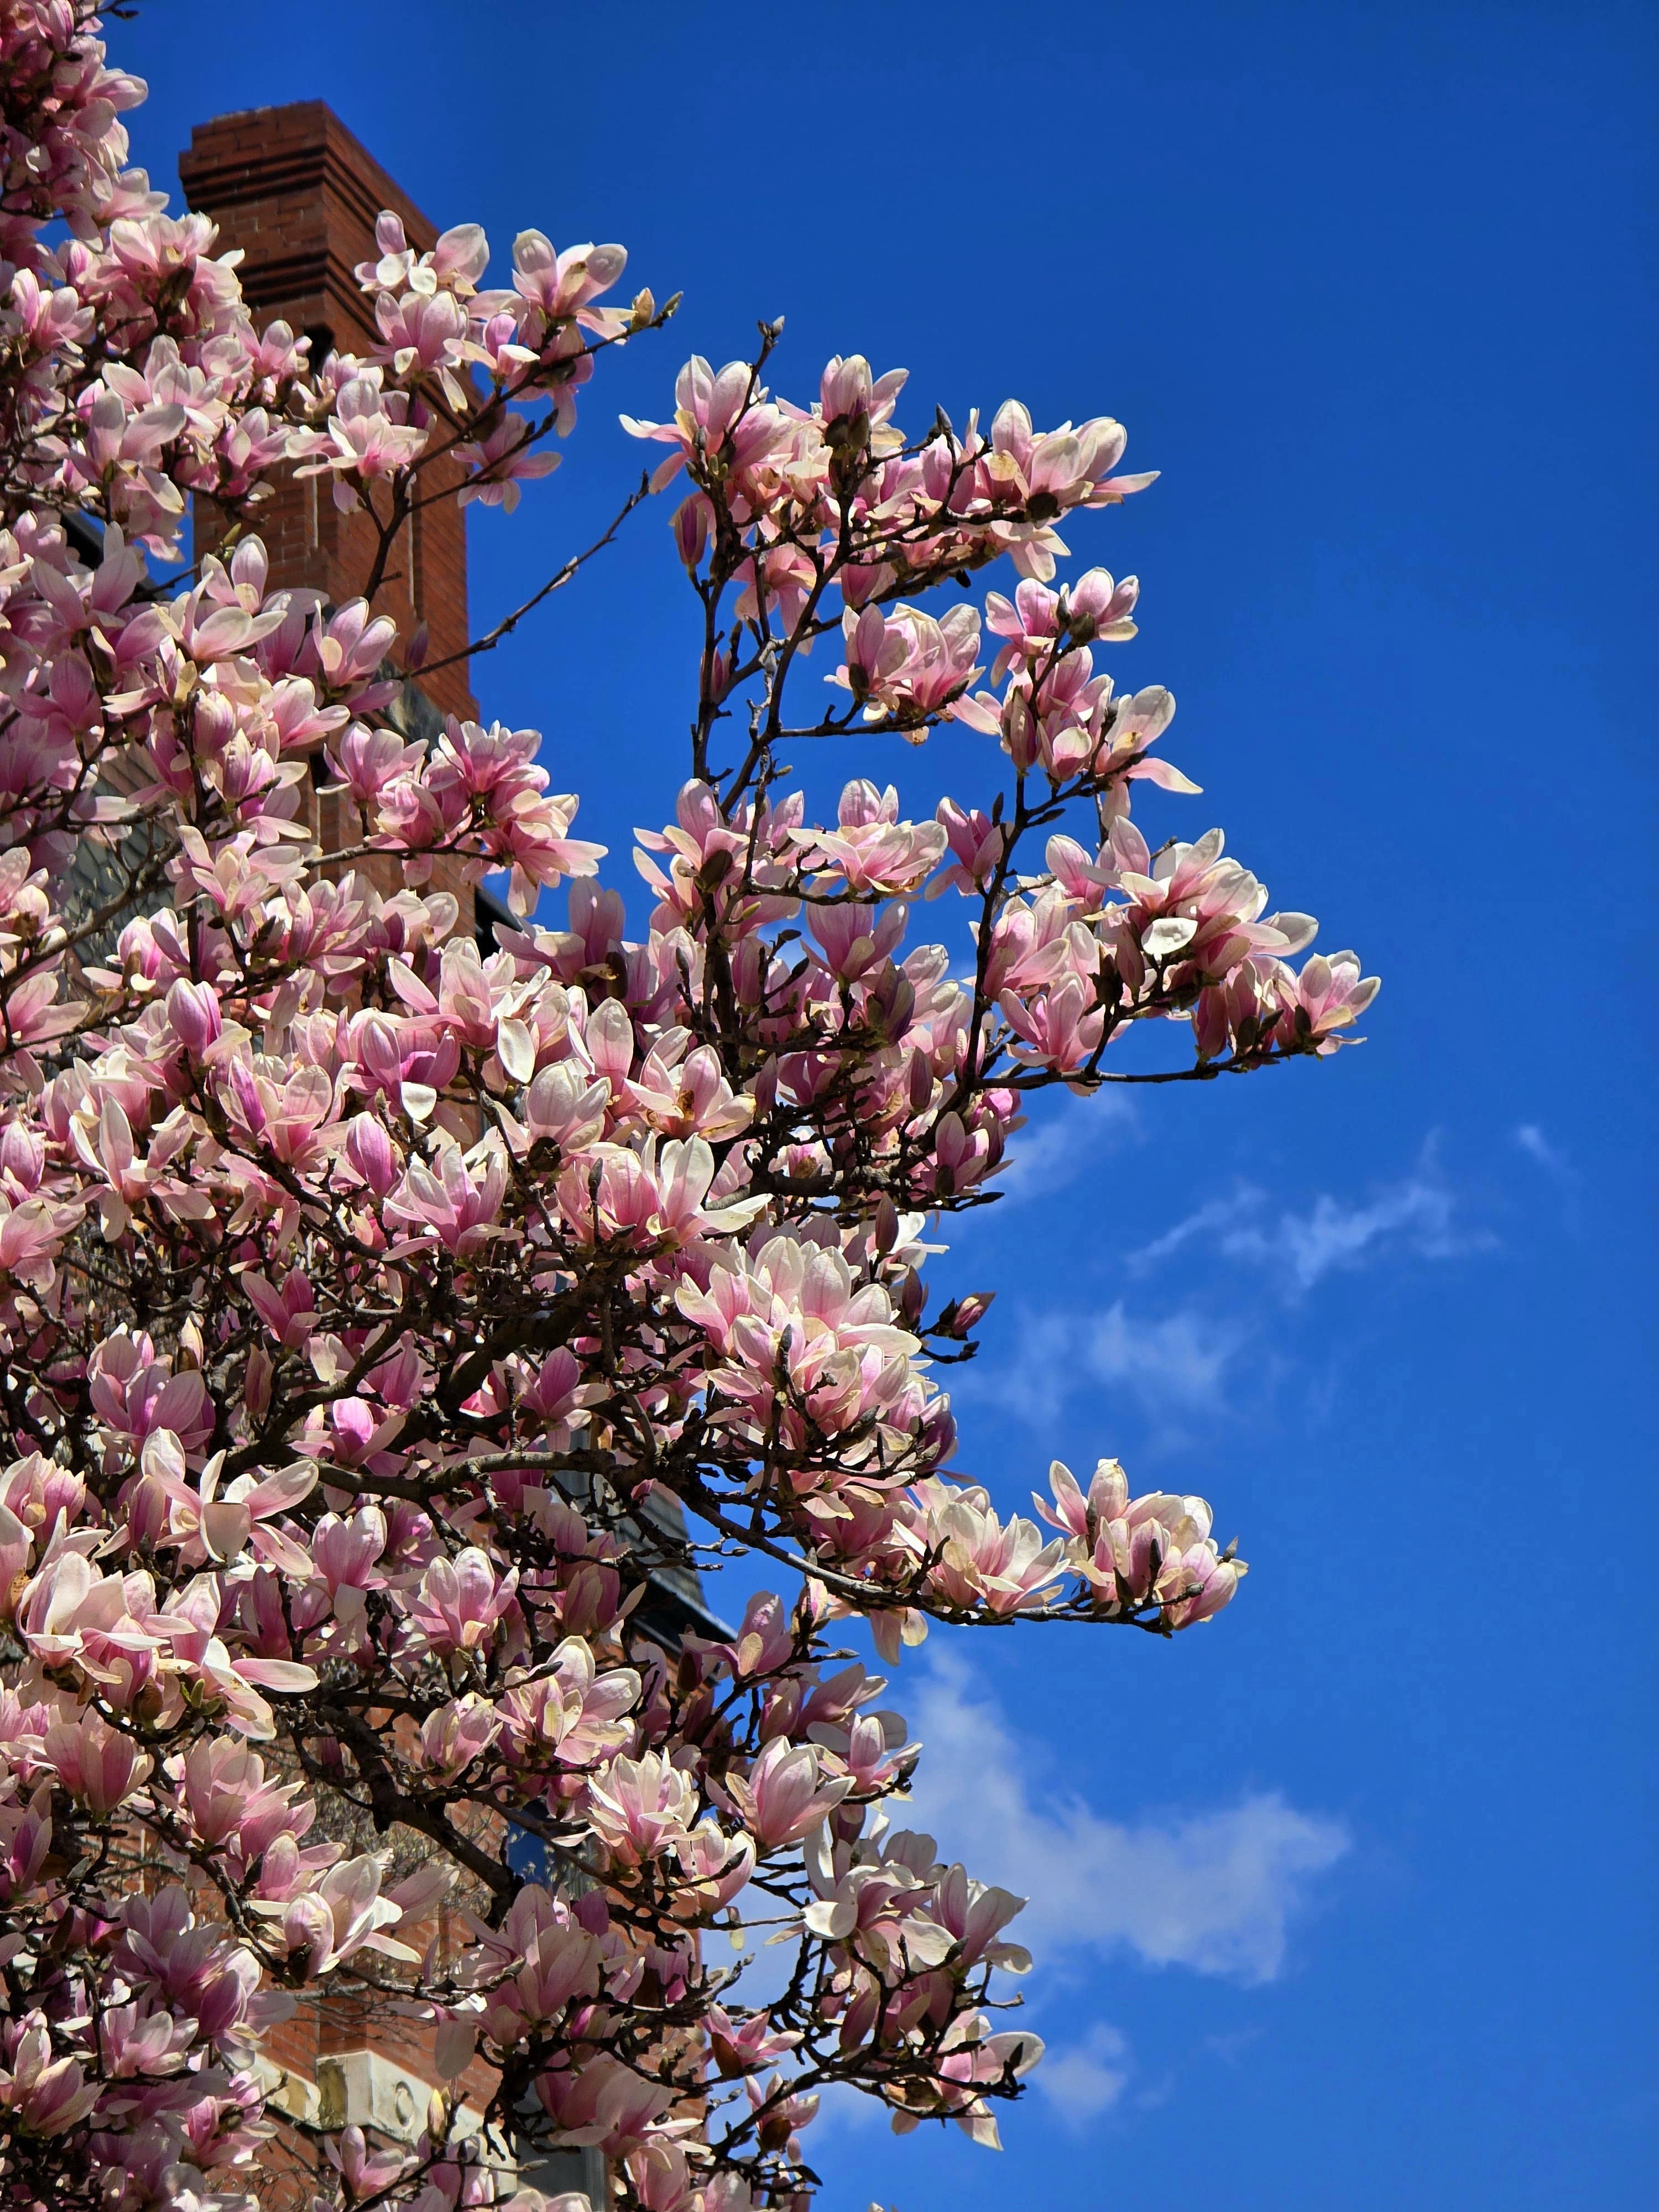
(0, 11, 1376, 2212)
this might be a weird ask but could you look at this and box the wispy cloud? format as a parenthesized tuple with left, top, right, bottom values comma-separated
(826, 2020, 1133, 2137)
(1514, 1122, 1578, 1186)
(1512, 1121, 1582, 1232)
(1036, 2023, 1132, 2124)
(959, 1297, 1244, 1430)
(987, 1089, 1139, 1209)
(961, 1140, 1490, 1451)
(1130, 1139, 1489, 1296)
(899, 1651, 1350, 1986)
(1086, 1299, 1243, 1406)
(810, 2080, 886, 2137)
(1204, 2025, 1265, 2069)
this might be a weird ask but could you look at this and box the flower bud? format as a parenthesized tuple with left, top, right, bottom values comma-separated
(166, 978, 222, 1057)
(672, 494, 708, 571)
(190, 688, 236, 755)
(936, 1290, 994, 1339)
(346, 1112, 399, 1196)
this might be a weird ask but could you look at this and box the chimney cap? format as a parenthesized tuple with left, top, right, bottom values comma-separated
(179, 97, 440, 256)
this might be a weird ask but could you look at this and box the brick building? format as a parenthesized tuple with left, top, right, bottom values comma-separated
(179, 101, 476, 727)
(175, 100, 717, 2207)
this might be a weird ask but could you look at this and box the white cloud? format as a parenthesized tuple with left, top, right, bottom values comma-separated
(987, 1089, 1139, 1209)
(962, 1298, 1243, 1427)
(809, 2080, 887, 2136)
(1036, 2023, 1131, 2124)
(1129, 1187, 1267, 1268)
(963, 1140, 1486, 1447)
(1514, 1123, 1578, 1185)
(1204, 2026, 1264, 2069)
(1130, 1140, 1488, 1295)
(898, 1650, 1349, 1987)
(1084, 1299, 1243, 1406)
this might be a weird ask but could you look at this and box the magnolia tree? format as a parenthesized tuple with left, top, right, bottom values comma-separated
(0, 8, 1377, 2212)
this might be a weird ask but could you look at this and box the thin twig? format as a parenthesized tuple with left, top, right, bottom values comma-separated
(415, 472, 653, 679)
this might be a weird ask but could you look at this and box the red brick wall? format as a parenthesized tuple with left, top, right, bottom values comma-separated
(180, 101, 475, 728)
(178, 106, 494, 2172)
(182, 102, 483, 938)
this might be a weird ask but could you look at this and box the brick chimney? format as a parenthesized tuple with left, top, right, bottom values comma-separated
(171, 110, 713, 2200)
(180, 102, 474, 726)
(168, 106, 529, 2199)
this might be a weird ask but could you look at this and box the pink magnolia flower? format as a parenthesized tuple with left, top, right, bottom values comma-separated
(1271, 949, 1381, 1055)
(1036, 1458, 1246, 1626)
(928, 1864, 1031, 1972)
(455, 413, 561, 510)
(511, 232, 629, 331)
(264, 1854, 416, 1975)
(914, 1480, 1067, 1617)
(628, 1037, 755, 1142)
(627, 2139, 702, 2212)
(795, 780, 950, 896)
(310, 1507, 389, 1600)
(707, 1590, 797, 1684)
(162, 1737, 312, 1869)
(88, 1327, 214, 1455)
(355, 211, 490, 299)
(42, 1709, 152, 1814)
(705, 2006, 802, 2077)
(892, 2012, 1044, 2145)
(403, 1545, 520, 1660)
(324, 2122, 415, 2203)
(535, 2052, 673, 2158)
(94, 2000, 197, 2080)
(110, 1886, 264, 2049)
(0, 1188, 81, 1291)
(374, 283, 469, 388)
(931, 798, 1009, 898)
(304, 596, 400, 692)
(293, 371, 427, 507)
(805, 898, 908, 985)
(803, 353, 907, 453)
(586, 1750, 700, 1867)
(622, 353, 790, 492)
(383, 1135, 510, 1259)
(0, 2018, 101, 2137)
(476, 1885, 604, 2036)
(498, 1639, 639, 1772)
(831, 604, 998, 736)
(417, 1692, 502, 1780)
(985, 568, 1139, 677)
(722, 1738, 852, 1849)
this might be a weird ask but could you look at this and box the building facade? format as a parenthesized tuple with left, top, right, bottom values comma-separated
(174, 100, 715, 2210)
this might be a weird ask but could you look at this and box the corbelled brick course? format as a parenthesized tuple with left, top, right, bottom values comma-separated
(181, 101, 476, 729)
(179, 106, 494, 2199)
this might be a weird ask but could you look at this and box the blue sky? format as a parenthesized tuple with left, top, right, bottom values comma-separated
(127, 2, 1655, 2204)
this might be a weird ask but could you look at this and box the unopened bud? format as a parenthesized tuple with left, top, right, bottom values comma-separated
(672, 494, 708, 570)
(936, 1291, 994, 1339)
(165, 978, 221, 1057)
(190, 688, 236, 754)
(907, 1050, 933, 1114)
(346, 1112, 399, 1196)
